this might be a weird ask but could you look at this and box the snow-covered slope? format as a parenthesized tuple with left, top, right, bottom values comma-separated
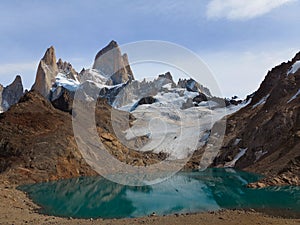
(122, 96, 244, 160)
(49, 67, 245, 161)
(29, 43, 246, 162)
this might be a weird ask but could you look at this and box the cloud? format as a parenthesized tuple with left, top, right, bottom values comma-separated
(206, 0, 295, 20)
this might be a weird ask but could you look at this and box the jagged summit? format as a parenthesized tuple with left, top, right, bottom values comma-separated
(31, 46, 58, 98)
(57, 58, 78, 80)
(42, 46, 57, 68)
(94, 40, 119, 60)
(0, 75, 24, 112)
(92, 40, 135, 85)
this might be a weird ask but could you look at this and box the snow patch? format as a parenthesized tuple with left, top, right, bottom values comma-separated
(255, 150, 268, 162)
(162, 83, 173, 90)
(82, 69, 109, 84)
(224, 148, 248, 168)
(288, 61, 300, 75)
(123, 100, 243, 160)
(2, 100, 9, 110)
(54, 73, 80, 92)
(233, 138, 241, 146)
(252, 94, 270, 109)
(287, 89, 300, 103)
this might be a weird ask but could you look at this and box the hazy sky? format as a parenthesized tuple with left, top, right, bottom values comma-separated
(0, 0, 299, 98)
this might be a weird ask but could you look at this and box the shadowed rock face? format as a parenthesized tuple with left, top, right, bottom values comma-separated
(92, 40, 135, 85)
(31, 46, 58, 98)
(0, 75, 24, 112)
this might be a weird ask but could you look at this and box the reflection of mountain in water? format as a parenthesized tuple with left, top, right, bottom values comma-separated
(192, 169, 300, 213)
(20, 177, 152, 219)
(19, 169, 300, 219)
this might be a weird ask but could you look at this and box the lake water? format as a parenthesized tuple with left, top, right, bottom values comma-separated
(18, 169, 300, 219)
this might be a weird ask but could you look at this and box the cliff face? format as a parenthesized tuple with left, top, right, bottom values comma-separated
(211, 52, 300, 187)
(92, 40, 135, 85)
(31, 46, 58, 98)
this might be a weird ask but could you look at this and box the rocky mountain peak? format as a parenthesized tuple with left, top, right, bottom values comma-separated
(92, 40, 135, 85)
(158, 71, 174, 82)
(57, 58, 78, 80)
(42, 46, 58, 69)
(177, 78, 212, 96)
(8, 75, 23, 89)
(0, 75, 24, 112)
(31, 46, 59, 98)
(210, 52, 300, 187)
(94, 40, 119, 60)
(249, 51, 300, 108)
(292, 51, 300, 63)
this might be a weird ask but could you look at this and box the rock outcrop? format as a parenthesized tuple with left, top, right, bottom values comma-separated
(0, 75, 24, 112)
(57, 58, 78, 81)
(51, 86, 74, 113)
(130, 96, 157, 111)
(177, 78, 212, 96)
(31, 46, 58, 98)
(193, 93, 208, 104)
(92, 40, 135, 85)
(158, 72, 176, 87)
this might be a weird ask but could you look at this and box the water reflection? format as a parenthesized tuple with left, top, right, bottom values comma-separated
(19, 169, 300, 219)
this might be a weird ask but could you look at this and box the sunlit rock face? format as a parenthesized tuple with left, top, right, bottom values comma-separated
(92, 40, 135, 85)
(31, 46, 58, 99)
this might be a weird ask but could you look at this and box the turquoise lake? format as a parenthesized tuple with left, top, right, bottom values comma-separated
(18, 169, 300, 219)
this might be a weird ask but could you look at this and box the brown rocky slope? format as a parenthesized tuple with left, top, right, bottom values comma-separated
(0, 91, 164, 185)
(211, 52, 300, 187)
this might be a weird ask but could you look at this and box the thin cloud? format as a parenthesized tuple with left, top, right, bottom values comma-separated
(206, 0, 295, 20)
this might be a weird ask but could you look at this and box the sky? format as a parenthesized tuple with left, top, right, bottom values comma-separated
(0, 0, 299, 98)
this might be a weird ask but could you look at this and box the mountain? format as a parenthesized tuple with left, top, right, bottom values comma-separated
(2, 41, 298, 188)
(0, 41, 234, 184)
(92, 40, 134, 85)
(29, 41, 216, 114)
(209, 52, 300, 187)
(31, 46, 58, 99)
(0, 91, 166, 184)
(0, 75, 24, 112)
